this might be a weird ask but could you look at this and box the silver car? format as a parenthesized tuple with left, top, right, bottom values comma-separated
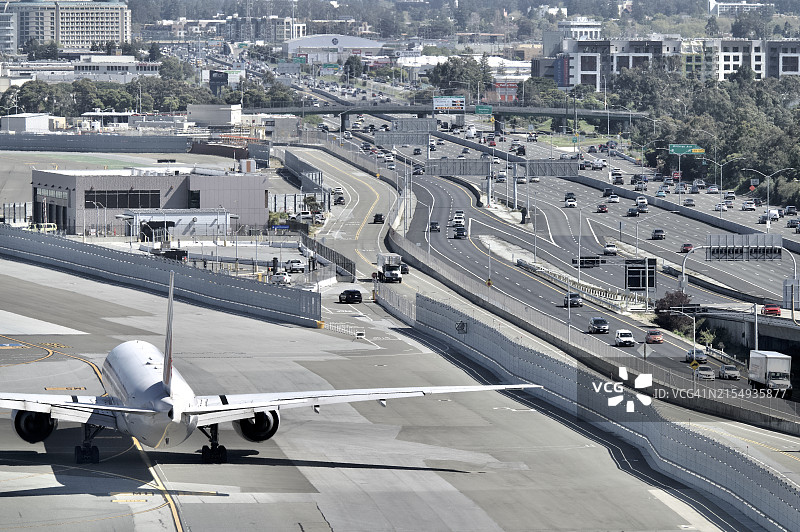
(718, 365, 741, 380)
(694, 365, 715, 380)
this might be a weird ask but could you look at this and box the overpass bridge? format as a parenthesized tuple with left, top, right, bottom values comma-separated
(249, 102, 648, 132)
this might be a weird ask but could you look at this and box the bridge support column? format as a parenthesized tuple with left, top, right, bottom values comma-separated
(340, 114, 350, 132)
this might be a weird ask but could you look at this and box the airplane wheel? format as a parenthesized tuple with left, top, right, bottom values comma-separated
(91, 446, 100, 464)
(218, 446, 228, 464)
(75, 446, 83, 464)
(201, 445, 211, 463)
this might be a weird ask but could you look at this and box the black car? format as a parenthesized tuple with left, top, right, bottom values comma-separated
(373, 213, 385, 223)
(454, 227, 467, 239)
(334, 196, 345, 205)
(339, 290, 362, 304)
(430, 221, 440, 232)
(564, 292, 583, 307)
(627, 208, 640, 217)
(413, 147, 422, 155)
(400, 262, 409, 274)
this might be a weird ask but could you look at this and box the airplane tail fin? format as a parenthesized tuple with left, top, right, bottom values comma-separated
(163, 271, 175, 397)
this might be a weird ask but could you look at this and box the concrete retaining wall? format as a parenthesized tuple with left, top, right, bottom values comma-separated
(0, 226, 321, 327)
(0, 133, 193, 153)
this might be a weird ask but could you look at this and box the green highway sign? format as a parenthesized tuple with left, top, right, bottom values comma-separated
(475, 105, 493, 115)
(322, 63, 338, 69)
(292, 57, 306, 64)
(572, 136, 578, 143)
(669, 144, 706, 155)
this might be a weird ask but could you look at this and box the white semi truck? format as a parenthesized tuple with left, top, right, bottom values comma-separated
(377, 252, 403, 283)
(748, 350, 792, 398)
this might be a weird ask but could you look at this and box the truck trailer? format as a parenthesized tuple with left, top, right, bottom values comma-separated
(748, 350, 792, 398)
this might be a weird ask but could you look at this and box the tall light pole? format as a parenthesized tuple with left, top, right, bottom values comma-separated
(701, 156, 746, 218)
(743, 167, 795, 233)
(671, 307, 697, 359)
(417, 199, 433, 260)
(115, 214, 133, 247)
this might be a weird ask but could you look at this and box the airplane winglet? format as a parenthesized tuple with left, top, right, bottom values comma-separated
(163, 271, 175, 397)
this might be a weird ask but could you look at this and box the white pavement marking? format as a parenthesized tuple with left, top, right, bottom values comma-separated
(0, 310, 87, 335)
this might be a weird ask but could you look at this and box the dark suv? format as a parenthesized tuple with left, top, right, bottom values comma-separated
(339, 290, 362, 304)
(564, 292, 583, 307)
(588, 317, 609, 334)
(373, 213, 385, 223)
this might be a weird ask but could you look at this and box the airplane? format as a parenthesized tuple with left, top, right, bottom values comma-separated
(0, 272, 539, 463)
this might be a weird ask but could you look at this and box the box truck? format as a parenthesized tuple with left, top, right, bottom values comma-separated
(377, 252, 403, 283)
(748, 350, 792, 398)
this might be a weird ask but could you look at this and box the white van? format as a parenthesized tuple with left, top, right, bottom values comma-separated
(465, 125, 476, 139)
(294, 211, 312, 222)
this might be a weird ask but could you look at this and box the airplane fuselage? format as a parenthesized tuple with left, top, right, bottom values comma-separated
(102, 340, 198, 448)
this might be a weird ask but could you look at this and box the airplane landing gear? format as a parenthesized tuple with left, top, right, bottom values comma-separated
(198, 424, 227, 463)
(75, 424, 103, 464)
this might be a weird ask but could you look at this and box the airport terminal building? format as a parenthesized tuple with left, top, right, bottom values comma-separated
(31, 165, 269, 238)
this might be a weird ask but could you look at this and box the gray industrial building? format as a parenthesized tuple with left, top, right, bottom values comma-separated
(31, 165, 269, 237)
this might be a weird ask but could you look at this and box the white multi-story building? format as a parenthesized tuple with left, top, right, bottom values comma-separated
(709, 0, 773, 16)
(3, 55, 160, 84)
(8, 0, 131, 50)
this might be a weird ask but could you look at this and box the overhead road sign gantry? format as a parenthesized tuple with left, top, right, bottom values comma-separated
(433, 96, 465, 112)
(669, 144, 705, 155)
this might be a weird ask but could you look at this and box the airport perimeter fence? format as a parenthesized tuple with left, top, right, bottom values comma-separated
(299, 232, 356, 280)
(374, 285, 800, 531)
(0, 226, 322, 326)
(385, 226, 800, 426)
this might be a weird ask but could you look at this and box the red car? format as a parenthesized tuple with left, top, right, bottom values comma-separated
(645, 330, 664, 344)
(680, 243, 694, 253)
(762, 304, 782, 316)
(488, 140, 497, 146)
(597, 204, 608, 213)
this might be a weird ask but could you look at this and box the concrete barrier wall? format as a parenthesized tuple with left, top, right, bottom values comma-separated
(0, 226, 321, 326)
(375, 288, 800, 531)
(0, 133, 193, 153)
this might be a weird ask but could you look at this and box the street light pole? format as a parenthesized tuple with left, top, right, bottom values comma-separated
(743, 167, 795, 233)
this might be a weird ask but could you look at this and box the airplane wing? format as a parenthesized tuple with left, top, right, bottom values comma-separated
(188, 383, 540, 426)
(0, 393, 158, 427)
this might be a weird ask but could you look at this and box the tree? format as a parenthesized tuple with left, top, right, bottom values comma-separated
(653, 291, 694, 335)
(105, 41, 117, 55)
(705, 16, 719, 36)
(148, 42, 162, 61)
(343, 55, 363, 79)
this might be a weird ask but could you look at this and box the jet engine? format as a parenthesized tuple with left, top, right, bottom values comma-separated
(13, 410, 57, 443)
(233, 410, 279, 442)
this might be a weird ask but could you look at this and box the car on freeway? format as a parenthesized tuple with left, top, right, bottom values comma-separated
(683, 198, 696, 207)
(627, 207, 640, 217)
(724, 191, 736, 200)
(529, 175, 540, 183)
(597, 204, 608, 213)
(488, 140, 497, 146)
(634, 182, 647, 192)
(762, 303, 781, 316)
(413, 147, 422, 155)
(373, 213, 385, 224)
(436, 139, 445, 145)
(655, 190, 666, 198)
(516, 177, 526, 184)
(588, 145, 597, 153)
(339, 290, 362, 304)
(651, 229, 666, 240)
(565, 191, 577, 201)
(602, 188, 613, 197)
(493, 157, 501, 164)
(614, 329, 636, 347)
(603, 242, 617, 255)
(778, 208, 786, 217)
(608, 194, 620, 203)
(637, 204, 650, 213)
(753, 198, 764, 207)
(334, 196, 346, 206)
(588, 317, 610, 334)
(685, 348, 708, 363)
(496, 175, 506, 183)
(707, 185, 719, 193)
(400, 262, 409, 274)
(429, 221, 440, 232)
(680, 243, 694, 253)
(714, 203, 728, 212)
(742, 201, 756, 211)
(591, 160, 604, 170)
(690, 185, 700, 194)
(461, 147, 470, 154)
(333, 186, 344, 195)
(270, 272, 292, 285)
(694, 365, 715, 380)
(454, 226, 467, 239)
(457, 155, 466, 160)
(718, 365, 742, 380)
(384, 154, 394, 162)
(565, 198, 577, 208)
(658, 184, 671, 194)
(564, 292, 583, 307)
(387, 162, 396, 170)
(559, 153, 571, 160)
(788, 219, 800, 229)
(645, 330, 664, 344)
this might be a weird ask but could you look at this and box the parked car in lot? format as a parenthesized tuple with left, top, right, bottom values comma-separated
(614, 329, 636, 347)
(588, 317, 610, 334)
(694, 365, 715, 380)
(645, 330, 664, 344)
(651, 228, 666, 240)
(603, 243, 618, 255)
(339, 289, 362, 303)
(718, 365, 741, 380)
(685, 348, 708, 363)
(564, 292, 583, 307)
(762, 303, 782, 316)
(680, 243, 694, 253)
